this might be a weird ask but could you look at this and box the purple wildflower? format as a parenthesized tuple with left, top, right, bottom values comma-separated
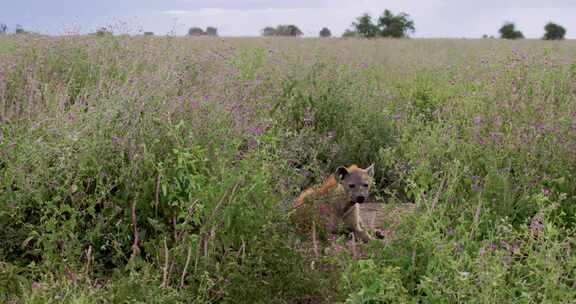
(473, 116, 483, 125)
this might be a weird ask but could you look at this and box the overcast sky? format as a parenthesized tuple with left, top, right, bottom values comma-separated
(1, 0, 575, 38)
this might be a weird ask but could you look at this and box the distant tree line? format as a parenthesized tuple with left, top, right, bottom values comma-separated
(344, 10, 415, 38)
(261, 25, 303, 37)
(95, 27, 113, 37)
(497, 21, 566, 40)
(0, 23, 26, 34)
(187, 26, 218, 36)
(0, 16, 569, 40)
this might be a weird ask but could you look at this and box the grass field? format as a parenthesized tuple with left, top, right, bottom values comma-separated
(1, 34, 576, 303)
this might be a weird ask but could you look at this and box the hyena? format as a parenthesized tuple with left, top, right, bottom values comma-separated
(293, 164, 375, 242)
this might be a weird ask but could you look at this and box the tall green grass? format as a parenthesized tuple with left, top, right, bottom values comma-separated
(1, 35, 575, 303)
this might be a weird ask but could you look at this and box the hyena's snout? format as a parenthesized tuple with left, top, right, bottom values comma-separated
(352, 194, 367, 204)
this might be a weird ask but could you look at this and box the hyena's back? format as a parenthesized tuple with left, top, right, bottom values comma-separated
(293, 175, 339, 209)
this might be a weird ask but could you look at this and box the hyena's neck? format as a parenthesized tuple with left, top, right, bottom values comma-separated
(333, 184, 353, 215)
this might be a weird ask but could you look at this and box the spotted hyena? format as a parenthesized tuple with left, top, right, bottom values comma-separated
(293, 164, 375, 242)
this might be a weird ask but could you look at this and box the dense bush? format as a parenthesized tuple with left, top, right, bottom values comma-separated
(1, 36, 575, 303)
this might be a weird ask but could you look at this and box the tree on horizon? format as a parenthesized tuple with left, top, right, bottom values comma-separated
(378, 9, 415, 38)
(261, 25, 303, 37)
(349, 10, 415, 38)
(543, 22, 566, 40)
(319, 27, 332, 38)
(342, 29, 358, 38)
(188, 27, 205, 36)
(15, 24, 25, 34)
(499, 22, 524, 39)
(261, 26, 276, 36)
(95, 27, 112, 36)
(206, 27, 218, 36)
(352, 13, 379, 38)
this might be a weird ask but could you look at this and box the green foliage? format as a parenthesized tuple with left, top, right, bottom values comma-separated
(15, 24, 25, 34)
(351, 10, 415, 39)
(261, 25, 303, 37)
(543, 22, 566, 40)
(261, 26, 277, 37)
(352, 14, 379, 38)
(206, 27, 218, 37)
(1, 35, 576, 303)
(342, 29, 358, 38)
(95, 27, 112, 37)
(319, 27, 332, 38)
(188, 27, 205, 36)
(188, 27, 218, 37)
(499, 22, 524, 39)
(378, 9, 415, 38)
(342, 259, 411, 303)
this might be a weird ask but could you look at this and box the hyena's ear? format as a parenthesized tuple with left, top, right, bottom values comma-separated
(335, 166, 349, 182)
(365, 164, 375, 178)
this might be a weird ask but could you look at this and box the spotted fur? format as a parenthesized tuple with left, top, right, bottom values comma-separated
(293, 164, 375, 242)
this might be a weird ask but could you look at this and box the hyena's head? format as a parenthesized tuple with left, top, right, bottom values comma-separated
(335, 164, 375, 204)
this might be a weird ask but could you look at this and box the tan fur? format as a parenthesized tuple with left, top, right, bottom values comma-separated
(293, 164, 375, 242)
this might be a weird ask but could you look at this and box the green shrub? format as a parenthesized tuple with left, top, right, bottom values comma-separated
(1, 35, 576, 303)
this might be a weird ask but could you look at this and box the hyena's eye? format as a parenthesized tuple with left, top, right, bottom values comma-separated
(348, 184, 356, 189)
(363, 184, 369, 188)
